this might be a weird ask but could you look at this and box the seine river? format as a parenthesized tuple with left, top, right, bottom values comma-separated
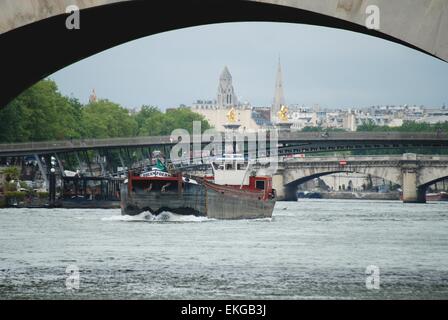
(1, 199, 447, 299)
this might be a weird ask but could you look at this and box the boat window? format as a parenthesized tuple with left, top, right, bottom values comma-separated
(237, 163, 247, 170)
(226, 163, 233, 170)
(256, 180, 265, 190)
(213, 162, 223, 170)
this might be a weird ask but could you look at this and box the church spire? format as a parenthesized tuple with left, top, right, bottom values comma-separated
(272, 57, 286, 122)
(217, 66, 238, 108)
(220, 66, 232, 80)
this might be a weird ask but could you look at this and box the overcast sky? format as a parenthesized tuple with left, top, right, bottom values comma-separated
(51, 22, 448, 110)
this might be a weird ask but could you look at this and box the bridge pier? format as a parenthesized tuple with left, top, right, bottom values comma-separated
(284, 185, 298, 201)
(417, 186, 427, 203)
(272, 171, 298, 201)
(401, 165, 426, 203)
(272, 172, 285, 201)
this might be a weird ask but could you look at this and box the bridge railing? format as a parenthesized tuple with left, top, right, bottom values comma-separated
(281, 154, 448, 162)
(278, 131, 448, 141)
(0, 136, 173, 152)
(1, 131, 447, 155)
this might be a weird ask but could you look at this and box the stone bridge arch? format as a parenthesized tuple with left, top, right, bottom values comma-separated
(280, 165, 402, 200)
(418, 166, 448, 189)
(283, 165, 402, 186)
(1, 0, 447, 107)
(270, 155, 448, 202)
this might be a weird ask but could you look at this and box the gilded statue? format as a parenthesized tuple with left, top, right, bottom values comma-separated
(277, 105, 289, 122)
(226, 107, 237, 123)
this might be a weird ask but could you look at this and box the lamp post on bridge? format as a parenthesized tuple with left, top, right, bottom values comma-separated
(48, 156, 57, 207)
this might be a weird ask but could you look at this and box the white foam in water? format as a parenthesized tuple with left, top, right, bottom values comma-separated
(157, 212, 213, 222)
(101, 211, 213, 223)
(101, 211, 273, 222)
(249, 217, 273, 222)
(101, 211, 150, 222)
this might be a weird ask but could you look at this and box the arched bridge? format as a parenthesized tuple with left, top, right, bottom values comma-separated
(1, 0, 447, 108)
(269, 153, 448, 203)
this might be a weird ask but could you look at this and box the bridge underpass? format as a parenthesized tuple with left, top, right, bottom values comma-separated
(266, 154, 448, 203)
(1, 0, 447, 108)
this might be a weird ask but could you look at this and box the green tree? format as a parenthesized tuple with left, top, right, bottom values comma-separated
(2, 167, 20, 181)
(165, 107, 211, 134)
(0, 79, 84, 142)
(1, 80, 212, 142)
(301, 126, 322, 132)
(133, 105, 162, 130)
(137, 106, 211, 136)
(301, 126, 345, 132)
(357, 120, 448, 133)
(82, 99, 138, 138)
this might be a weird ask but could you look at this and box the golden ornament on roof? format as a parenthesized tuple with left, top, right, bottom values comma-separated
(277, 105, 289, 122)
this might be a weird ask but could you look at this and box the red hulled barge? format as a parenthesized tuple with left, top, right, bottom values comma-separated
(120, 156, 276, 219)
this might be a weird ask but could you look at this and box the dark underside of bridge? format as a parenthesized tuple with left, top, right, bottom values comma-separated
(0, 0, 436, 108)
(1, 136, 448, 157)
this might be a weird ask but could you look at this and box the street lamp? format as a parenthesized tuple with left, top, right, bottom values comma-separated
(49, 160, 56, 207)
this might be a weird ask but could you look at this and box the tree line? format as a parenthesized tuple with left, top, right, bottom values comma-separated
(356, 119, 448, 132)
(300, 120, 448, 133)
(0, 79, 211, 143)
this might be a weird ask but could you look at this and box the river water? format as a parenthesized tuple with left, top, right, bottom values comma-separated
(0, 199, 447, 299)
